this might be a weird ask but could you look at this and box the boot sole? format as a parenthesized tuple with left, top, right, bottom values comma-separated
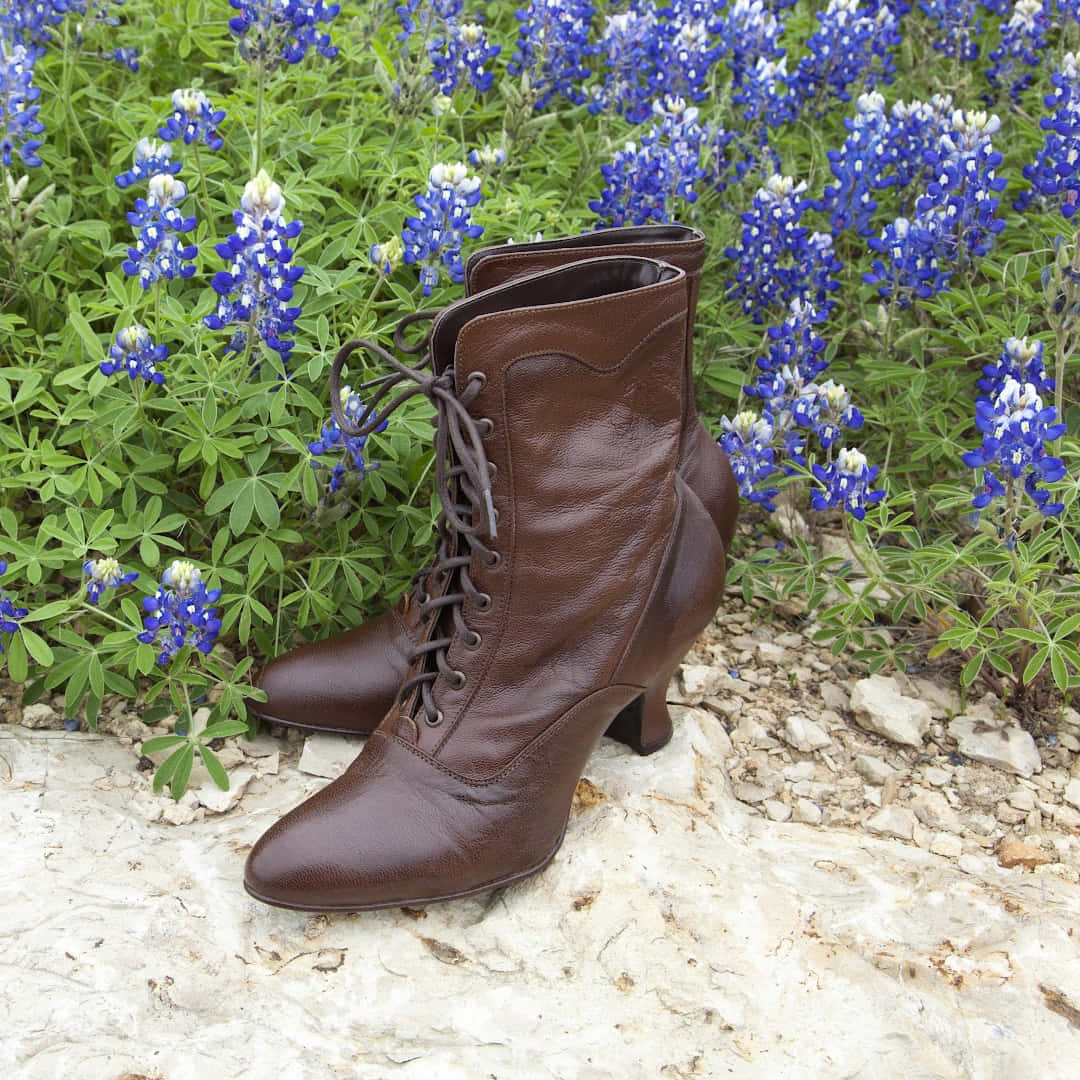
(243, 822, 570, 913)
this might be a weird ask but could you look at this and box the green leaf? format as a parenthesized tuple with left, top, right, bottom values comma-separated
(198, 744, 230, 791)
(20, 627, 54, 666)
(142, 734, 187, 754)
(152, 744, 186, 793)
(199, 719, 250, 740)
(6, 632, 28, 682)
(1022, 647, 1050, 687)
(170, 744, 196, 800)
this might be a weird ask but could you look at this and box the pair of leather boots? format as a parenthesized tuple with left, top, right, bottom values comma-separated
(243, 225, 738, 912)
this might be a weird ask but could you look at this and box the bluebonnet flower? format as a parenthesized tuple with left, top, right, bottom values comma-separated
(811, 447, 886, 520)
(588, 6, 658, 122)
(962, 377, 1067, 525)
(369, 236, 404, 277)
(880, 94, 954, 193)
(100, 324, 168, 385)
(0, 1, 64, 55)
(863, 214, 953, 305)
(430, 20, 500, 94)
(308, 384, 385, 495)
(468, 143, 506, 171)
(205, 169, 305, 364)
(508, 0, 594, 110)
(722, 0, 785, 94)
(920, 0, 981, 61)
(82, 557, 138, 605)
(122, 172, 198, 290)
(724, 174, 843, 323)
(228, 0, 340, 69)
(731, 55, 791, 128)
(986, 0, 1048, 102)
(1016, 53, 1080, 219)
(0, 41, 44, 168)
(786, 0, 901, 120)
(114, 137, 180, 190)
(865, 110, 1007, 304)
(112, 46, 139, 71)
(397, 0, 463, 42)
(590, 97, 709, 227)
(718, 410, 781, 511)
(137, 560, 222, 666)
(158, 88, 225, 152)
(401, 161, 484, 296)
(641, 4, 724, 115)
(978, 336, 1054, 398)
(813, 92, 891, 236)
(0, 559, 28, 652)
(744, 300, 864, 467)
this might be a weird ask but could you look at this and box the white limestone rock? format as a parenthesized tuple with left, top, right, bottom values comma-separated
(866, 805, 916, 841)
(195, 767, 255, 814)
(949, 715, 1042, 778)
(782, 714, 831, 753)
(21, 703, 59, 729)
(297, 733, 363, 779)
(850, 676, 932, 748)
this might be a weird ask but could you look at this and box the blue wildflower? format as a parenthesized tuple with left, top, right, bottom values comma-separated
(724, 174, 843, 323)
(114, 137, 181, 190)
(158, 88, 226, 152)
(865, 109, 1007, 305)
(786, 0, 901, 120)
(718, 410, 781, 512)
(205, 169, 305, 364)
(0, 559, 28, 652)
(962, 377, 1067, 524)
(401, 161, 484, 296)
(0, 40, 44, 168)
(430, 20, 500, 95)
(137, 559, 222, 666)
(1016, 53, 1080, 219)
(397, 0, 463, 42)
(811, 447, 886, 520)
(100, 324, 168, 385)
(0, 1, 63, 55)
(309, 384, 385, 495)
(590, 97, 709, 227)
(588, 6, 659, 121)
(986, 0, 1048, 102)
(508, 0, 595, 110)
(468, 143, 506, 171)
(369, 236, 404, 277)
(228, 0, 340, 69)
(920, 0, 981, 61)
(111, 46, 139, 72)
(978, 336, 1054, 399)
(122, 172, 198, 290)
(83, 557, 138, 605)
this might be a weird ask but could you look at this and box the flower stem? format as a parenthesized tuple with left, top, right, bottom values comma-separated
(193, 140, 212, 224)
(254, 64, 267, 175)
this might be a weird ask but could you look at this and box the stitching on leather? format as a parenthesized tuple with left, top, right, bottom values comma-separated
(381, 683, 643, 786)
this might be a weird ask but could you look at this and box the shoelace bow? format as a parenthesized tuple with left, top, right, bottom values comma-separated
(329, 325, 498, 727)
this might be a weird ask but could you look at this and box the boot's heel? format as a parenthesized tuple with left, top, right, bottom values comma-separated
(605, 663, 680, 756)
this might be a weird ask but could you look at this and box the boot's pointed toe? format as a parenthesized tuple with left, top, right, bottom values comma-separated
(251, 610, 414, 735)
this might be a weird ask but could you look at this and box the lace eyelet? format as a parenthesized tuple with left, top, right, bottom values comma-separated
(479, 418, 495, 438)
(468, 370, 487, 391)
(448, 670, 467, 689)
(475, 592, 492, 612)
(424, 709, 444, 727)
(484, 550, 502, 569)
(463, 630, 482, 649)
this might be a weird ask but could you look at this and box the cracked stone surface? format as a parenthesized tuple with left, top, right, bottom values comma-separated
(3, 711, 1080, 1079)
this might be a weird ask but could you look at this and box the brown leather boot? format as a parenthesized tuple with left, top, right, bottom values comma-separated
(244, 256, 733, 911)
(253, 225, 736, 753)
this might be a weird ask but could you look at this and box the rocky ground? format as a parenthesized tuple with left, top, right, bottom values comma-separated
(2, 590, 1080, 1077)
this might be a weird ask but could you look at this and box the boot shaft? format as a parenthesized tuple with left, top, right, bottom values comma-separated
(387, 257, 718, 776)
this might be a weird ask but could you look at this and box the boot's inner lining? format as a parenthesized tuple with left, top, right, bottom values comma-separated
(433, 258, 680, 371)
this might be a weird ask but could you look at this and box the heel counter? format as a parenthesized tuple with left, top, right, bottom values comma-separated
(614, 475, 728, 689)
(680, 418, 738, 556)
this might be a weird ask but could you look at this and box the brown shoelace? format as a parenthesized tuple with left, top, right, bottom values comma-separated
(329, 335, 498, 727)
